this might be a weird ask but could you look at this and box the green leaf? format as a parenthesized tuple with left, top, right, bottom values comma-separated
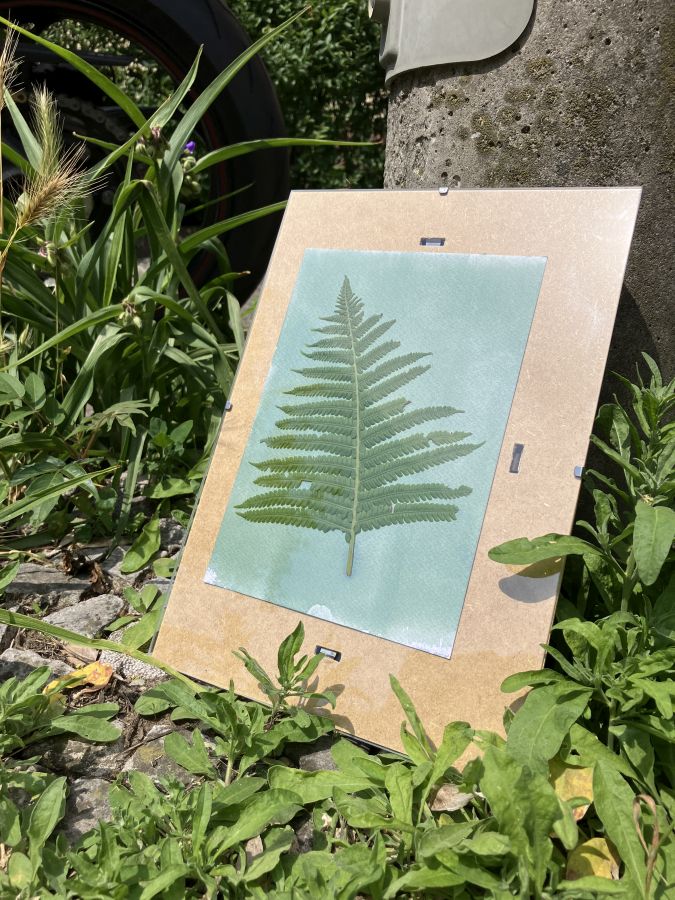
(633, 501, 675, 585)
(50, 714, 121, 743)
(0, 467, 116, 525)
(384, 763, 413, 827)
(267, 766, 373, 804)
(23, 373, 46, 409)
(178, 200, 288, 255)
(501, 669, 567, 693)
(384, 863, 465, 897)
(192, 137, 375, 174)
(120, 516, 161, 574)
(164, 730, 217, 778)
(0, 372, 24, 401)
(4, 91, 42, 169)
(146, 477, 193, 499)
(7, 851, 33, 890)
(191, 784, 212, 863)
(480, 746, 560, 892)
(390, 675, 434, 761)
(120, 609, 163, 651)
(506, 683, 592, 774)
(27, 777, 66, 851)
(0, 796, 21, 847)
(557, 877, 627, 895)
(488, 533, 602, 565)
(206, 790, 302, 856)
(417, 823, 475, 858)
(139, 866, 191, 900)
(593, 762, 647, 889)
(0, 559, 21, 593)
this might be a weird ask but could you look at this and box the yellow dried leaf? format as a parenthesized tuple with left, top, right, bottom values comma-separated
(76, 661, 114, 687)
(550, 757, 594, 821)
(44, 661, 113, 695)
(566, 837, 620, 881)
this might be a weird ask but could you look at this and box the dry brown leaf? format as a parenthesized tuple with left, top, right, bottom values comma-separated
(430, 783, 473, 812)
(549, 757, 594, 821)
(566, 837, 620, 881)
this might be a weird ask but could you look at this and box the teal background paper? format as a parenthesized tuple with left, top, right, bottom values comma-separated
(205, 249, 546, 657)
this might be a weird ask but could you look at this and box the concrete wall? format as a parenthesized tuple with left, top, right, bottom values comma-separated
(384, 0, 674, 385)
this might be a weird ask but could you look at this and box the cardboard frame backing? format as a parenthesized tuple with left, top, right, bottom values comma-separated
(154, 187, 641, 751)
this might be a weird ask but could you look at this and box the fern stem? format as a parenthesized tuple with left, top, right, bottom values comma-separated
(345, 283, 362, 577)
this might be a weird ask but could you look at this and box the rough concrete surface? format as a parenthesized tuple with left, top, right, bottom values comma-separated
(384, 0, 674, 385)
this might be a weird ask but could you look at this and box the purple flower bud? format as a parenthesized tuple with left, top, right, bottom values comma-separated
(184, 140, 197, 154)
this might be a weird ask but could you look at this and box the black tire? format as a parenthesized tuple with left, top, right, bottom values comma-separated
(0, 0, 290, 296)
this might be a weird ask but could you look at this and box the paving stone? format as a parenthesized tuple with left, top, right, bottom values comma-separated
(36, 734, 126, 779)
(0, 605, 18, 653)
(297, 736, 339, 772)
(60, 777, 111, 844)
(159, 518, 186, 553)
(122, 724, 194, 785)
(292, 817, 315, 854)
(5, 562, 90, 601)
(0, 648, 72, 680)
(43, 594, 124, 638)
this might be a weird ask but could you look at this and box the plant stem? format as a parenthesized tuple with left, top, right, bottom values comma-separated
(224, 755, 234, 786)
(345, 293, 361, 577)
(621, 552, 637, 613)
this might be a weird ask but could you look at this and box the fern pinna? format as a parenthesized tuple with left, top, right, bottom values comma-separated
(237, 276, 481, 575)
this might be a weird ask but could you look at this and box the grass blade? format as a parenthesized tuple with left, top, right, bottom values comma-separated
(166, 6, 311, 167)
(192, 137, 376, 175)
(0, 16, 145, 128)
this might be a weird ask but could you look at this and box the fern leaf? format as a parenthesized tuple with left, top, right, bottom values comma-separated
(254, 472, 353, 494)
(364, 365, 431, 407)
(357, 340, 401, 372)
(364, 431, 472, 468)
(360, 483, 472, 506)
(263, 434, 356, 456)
(238, 507, 349, 533)
(301, 349, 353, 364)
(309, 335, 352, 350)
(364, 406, 462, 448)
(278, 400, 353, 418)
(284, 383, 354, 400)
(253, 455, 356, 477)
(312, 324, 349, 336)
(361, 398, 410, 428)
(292, 365, 353, 383)
(356, 319, 396, 352)
(352, 313, 384, 340)
(361, 352, 432, 388)
(361, 443, 481, 490)
(275, 416, 356, 438)
(240, 275, 480, 575)
(359, 503, 460, 532)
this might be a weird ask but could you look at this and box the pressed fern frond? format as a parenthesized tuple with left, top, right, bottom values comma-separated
(237, 276, 481, 575)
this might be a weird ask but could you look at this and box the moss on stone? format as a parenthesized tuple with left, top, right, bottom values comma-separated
(470, 112, 499, 152)
(504, 86, 537, 104)
(525, 57, 555, 80)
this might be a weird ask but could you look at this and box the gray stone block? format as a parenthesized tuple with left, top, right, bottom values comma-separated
(0, 648, 72, 680)
(43, 594, 124, 638)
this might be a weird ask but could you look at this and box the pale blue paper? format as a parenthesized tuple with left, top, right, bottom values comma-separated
(205, 249, 546, 657)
